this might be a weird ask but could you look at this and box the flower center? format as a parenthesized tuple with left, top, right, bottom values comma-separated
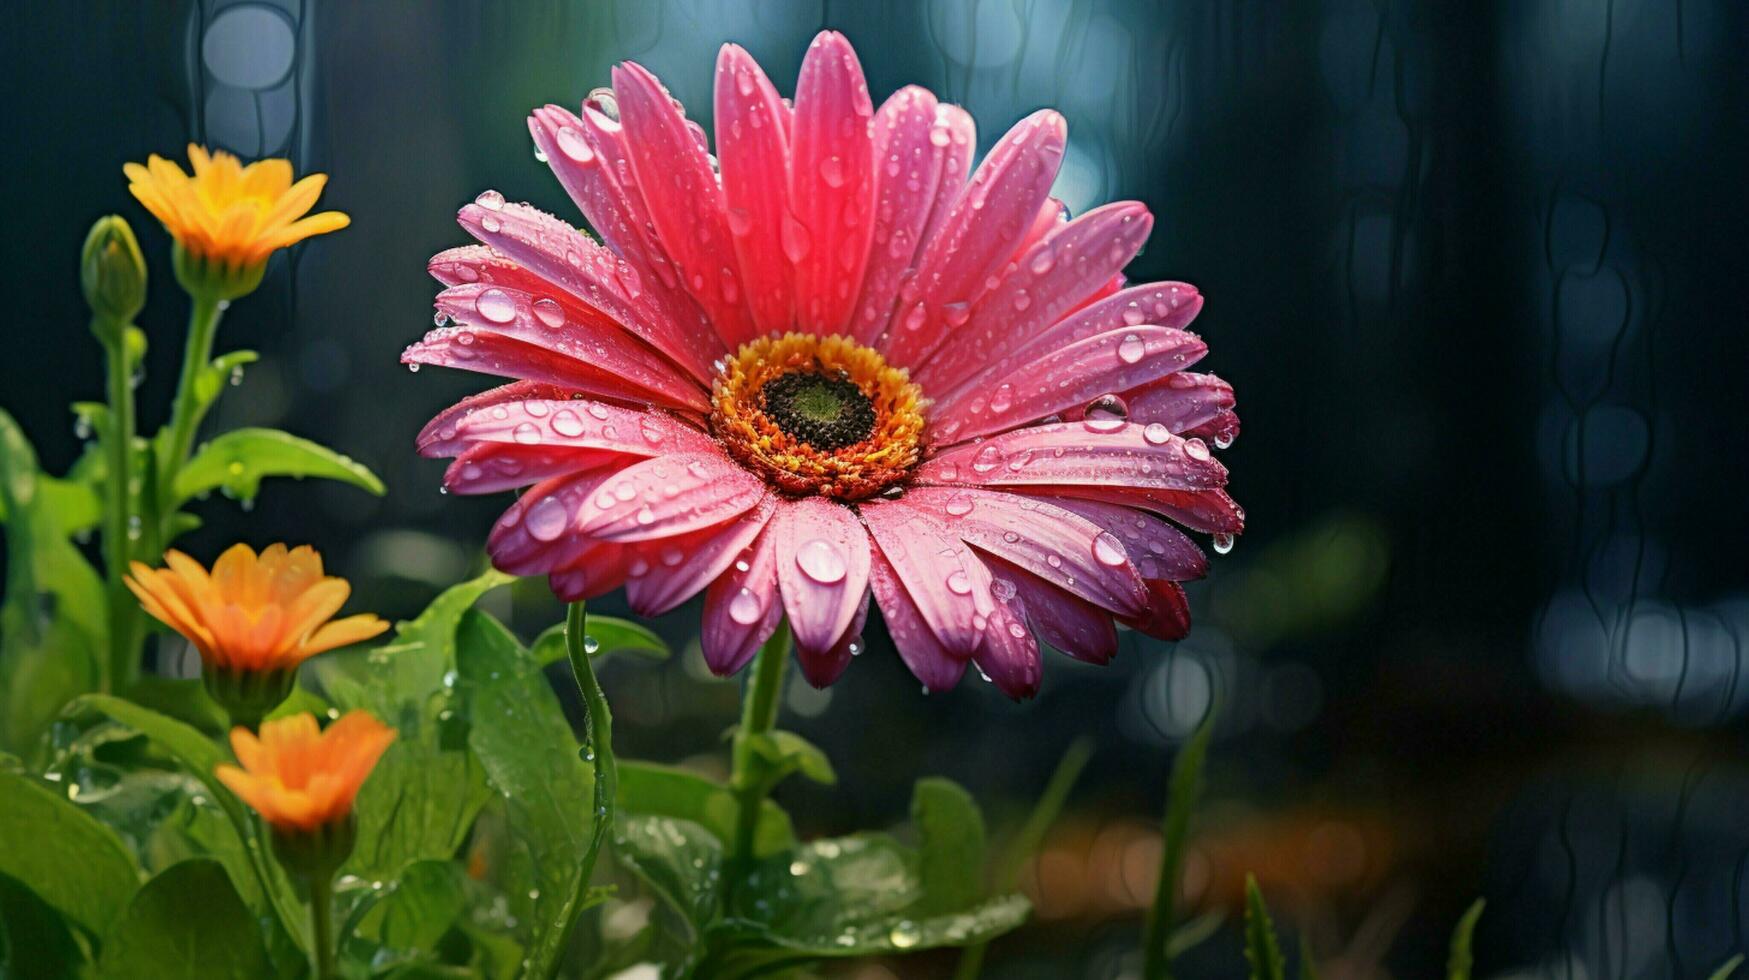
(711, 333, 925, 501)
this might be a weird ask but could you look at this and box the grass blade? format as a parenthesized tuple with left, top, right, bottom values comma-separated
(1446, 898, 1485, 980)
(1142, 706, 1216, 980)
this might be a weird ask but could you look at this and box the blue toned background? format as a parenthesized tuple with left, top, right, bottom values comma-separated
(6, 1, 1749, 976)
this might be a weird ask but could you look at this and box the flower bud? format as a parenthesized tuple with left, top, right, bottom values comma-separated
(81, 215, 147, 326)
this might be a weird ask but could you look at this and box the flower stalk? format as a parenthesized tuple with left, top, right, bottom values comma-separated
(98, 323, 136, 692)
(559, 601, 617, 977)
(729, 621, 791, 868)
(155, 288, 225, 524)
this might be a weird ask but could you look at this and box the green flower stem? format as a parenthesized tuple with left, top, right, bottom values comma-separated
(156, 290, 225, 520)
(309, 870, 336, 980)
(98, 320, 137, 693)
(559, 600, 617, 978)
(729, 620, 791, 867)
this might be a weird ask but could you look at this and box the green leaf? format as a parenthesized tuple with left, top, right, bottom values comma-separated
(1708, 954, 1746, 980)
(0, 409, 106, 753)
(1447, 898, 1484, 980)
(745, 729, 836, 787)
(343, 860, 467, 971)
(187, 350, 259, 419)
(172, 427, 384, 505)
(616, 761, 795, 858)
(911, 777, 985, 915)
(531, 616, 671, 666)
(69, 695, 310, 953)
(0, 769, 139, 938)
(0, 873, 88, 979)
(1243, 875, 1286, 980)
(97, 859, 271, 978)
(1143, 708, 1215, 980)
(613, 815, 724, 933)
(457, 609, 599, 977)
(314, 570, 511, 880)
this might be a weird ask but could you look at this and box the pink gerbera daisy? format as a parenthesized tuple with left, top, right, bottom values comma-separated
(407, 32, 1242, 699)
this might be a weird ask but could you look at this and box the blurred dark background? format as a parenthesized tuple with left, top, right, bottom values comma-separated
(6, 1, 1749, 976)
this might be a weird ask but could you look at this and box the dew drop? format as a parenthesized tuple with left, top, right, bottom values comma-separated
(512, 422, 541, 445)
(1122, 303, 1147, 326)
(781, 213, 812, 263)
(1082, 394, 1129, 432)
(1212, 532, 1235, 555)
(795, 539, 848, 584)
(1117, 333, 1146, 364)
(729, 587, 763, 625)
(554, 126, 594, 164)
(474, 189, 505, 211)
(480, 214, 502, 234)
(532, 297, 565, 328)
(943, 492, 974, 517)
(1028, 248, 1055, 275)
(1143, 422, 1172, 445)
(819, 155, 847, 187)
(551, 410, 585, 437)
(1092, 531, 1127, 567)
(476, 288, 516, 324)
(971, 444, 1002, 473)
(946, 570, 972, 595)
(1184, 438, 1211, 461)
(726, 207, 753, 237)
(525, 496, 567, 541)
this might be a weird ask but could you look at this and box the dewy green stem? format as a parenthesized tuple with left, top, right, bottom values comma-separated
(309, 871, 336, 980)
(157, 290, 224, 516)
(730, 620, 791, 866)
(98, 321, 136, 693)
(558, 600, 617, 978)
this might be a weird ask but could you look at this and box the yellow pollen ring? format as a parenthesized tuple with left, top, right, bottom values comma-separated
(711, 333, 926, 501)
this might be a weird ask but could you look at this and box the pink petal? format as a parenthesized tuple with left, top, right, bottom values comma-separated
(403, 326, 698, 409)
(947, 281, 1204, 400)
(1120, 578, 1192, 641)
(915, 202, 1156, 395)
(915, 104, 977, 266)
(987, 557, 1118, 664)
(867, 545, 968, 693)
(416, 381, 575, 450)
(432, 282, 709, 412)
(972, 578, 1041, 699)
(487, 469, 622, 575)
(548, 542, 631, 602)
(714, 44, 795, 339)
(772, 496, 873, 657)
(916, 420, 1228, 492)
(455, 199, 722, 385)
(1044, 495, 1208, 582)
(576, 452, 768, 542)
(531, 103, 715, 346)
(624, 496, 777, 616)
(930, 326, 1207, 445)
(788, 31, 877, 335)
(847, 86, 949, 345)
(701, 523, 783, 675)
(860, 498, 994, 657)
(443, 443, 624, 495)
(796, 592, 868, 689)
(419, 398, 718, 461)
(1124, 372, 1236, 436)
(901, 486, 1147, 615)
(613, 62, 757, 347)
(1044, 485, 1246, 536)
(879, 109, 1068, 370)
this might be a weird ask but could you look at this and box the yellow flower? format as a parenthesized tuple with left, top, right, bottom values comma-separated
(124, 145, 348, 294)
(217, 711, 396, 834)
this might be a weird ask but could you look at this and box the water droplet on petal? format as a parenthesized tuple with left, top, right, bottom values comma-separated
(729, 587, 763, 625)
(819, 155, 847, 187)
(555, 126, 594, 164)
(1083, 394, 1129, 432)
(946, 570, 972, 595)
(476, 288, 516, 324)
(795, 539, 848, 584)
(532, 297, 565, 328)
(1143, 422, 1172, 445)
(1184, 438, 1211, 461)
(1212, 532, 1235, 555)
(512, 422, 541, 445)
(475, 189, 505, 211)
(944, 492, 974, 517)
(1117, 333, 1146, 364)
(525, 496, 567, 541)
(552, 410, 585, 437)
(1092, 531, 1127, 567)
(971, 444, 1002, 473)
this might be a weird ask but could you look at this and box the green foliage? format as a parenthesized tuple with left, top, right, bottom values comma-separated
(1709, 954, 1746, 980)
(616, 761, 796, 857)
(912, 777, 986, 915)
(531, 615, 672, 665)
(0, 410, 107, 755)
(173, 426, 384, 505)
(1447, 898, 1484, 980)
(457, 609, 603, 977)
(0, 768, 139, 940)
(1243, 875, 1287, 980)
(97, 859, 271, 979)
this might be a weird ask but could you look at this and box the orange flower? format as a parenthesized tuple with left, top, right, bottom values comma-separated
(216, 711, 396, 833)
(125, 543, 388, 674)
(124, 144, 348, 269)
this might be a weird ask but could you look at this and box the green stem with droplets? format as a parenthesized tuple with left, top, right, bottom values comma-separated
(729, 620, 791, 868)
(557, 600, 616, 978)
(156, 290, 224, 529)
